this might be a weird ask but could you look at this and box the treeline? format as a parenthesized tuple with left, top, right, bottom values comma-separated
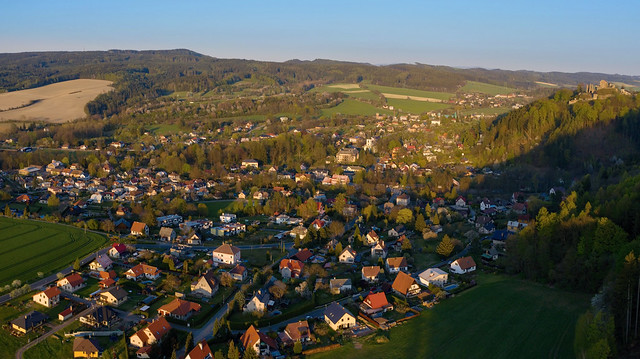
(476, 90, 640, 168)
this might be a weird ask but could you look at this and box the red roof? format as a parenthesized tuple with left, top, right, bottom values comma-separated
(43, 286, 61, 298)
(186, 340, 212, 359)
(454, 256, 477, 270)
(363, 292, 390, 310)
(61, 273, 84, 287)
(292, 248, 313, 262)
(158, 298, 201, 317)
(280, 259, 304, 276)
(111, 243, 127, 253)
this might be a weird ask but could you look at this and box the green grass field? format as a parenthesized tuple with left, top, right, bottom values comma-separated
(385, 98, 450, 114)
(321, 99, 392, 117)
(146, 123, 183, 135)
(364, 84, 455, 101)
(203, 200, 234, 217)
(460, 81, 517, 96)
(0, 217, 108, 286)
(312, 274, 590, 359)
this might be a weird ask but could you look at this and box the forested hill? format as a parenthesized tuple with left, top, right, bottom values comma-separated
(476, 88, 640, 169)
(1, 49, 639, 104)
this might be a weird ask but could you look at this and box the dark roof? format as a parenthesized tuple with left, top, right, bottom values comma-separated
(11, 311, 48, 330)
(324, 302, 352, 324)
(491, 230, 510, 241)
(82, 306, 118, 325)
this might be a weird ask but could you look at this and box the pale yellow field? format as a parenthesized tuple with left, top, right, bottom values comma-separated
(0, 79, 113, 123)
(534, 81, 558, 87)
(381, 92, 443, 103)
(327, 84, 361, 89)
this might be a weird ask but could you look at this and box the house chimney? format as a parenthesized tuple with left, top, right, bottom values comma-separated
(199, 342, 203, 349)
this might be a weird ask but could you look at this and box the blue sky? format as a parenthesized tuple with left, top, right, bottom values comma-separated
(1, 0, 638, 75)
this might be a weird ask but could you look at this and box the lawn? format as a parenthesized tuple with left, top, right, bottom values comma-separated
(460, 81, 517, 96)
(202, 200, 235, 217)
(321, 99, 391, 117)
(311, 274, 590, 359)
(0, 217, 108, 286)
(385, 98, 450, 114)
(146, 123, 183, 136)
(0, 292, 43, 359)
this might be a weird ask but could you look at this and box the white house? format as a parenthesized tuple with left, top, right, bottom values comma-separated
(324, 302, 356, 331)
(450, 256, 477, 274)
(338, 246, 357, 264)
(418, 268, 448, 287)
(220, 213, 237, 223)
(244, 289, 270, 313)
(212, 244, 241, 266)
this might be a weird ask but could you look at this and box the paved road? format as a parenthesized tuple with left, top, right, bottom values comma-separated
(134, 241, 294, 252)
(16, 303, 96, 359)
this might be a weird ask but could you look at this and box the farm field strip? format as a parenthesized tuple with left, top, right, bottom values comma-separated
(0, 217, 107, 285)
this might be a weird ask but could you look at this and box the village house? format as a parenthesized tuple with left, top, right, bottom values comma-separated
(392, 271, 421, 297)
(125, 263, 161, 281)
(362, 266, 381, 283)
(129, 317, 172, 348)
(371, 240, 388, 258)
(361, 292, 393, 315)
(396, 193, 410, 207)
(240, 325, 278, 357)
(73, 337, 101, 358)
(241, 159, 260, 169)
(336, 148, 359, 163)
(324, 302, 356, 331)
(212, 244, 241, 266)
(211, 222, 247, 236)
(289, 225, 308, 239)
(156, 214, 183, 227)
(33, 286, 61, 308)
(291, 248, 314, 262)
(450, 256, 477, 274)
(388, 225, 406, 238)
(57, 273, 85, 293)
(59, 307, 73, 321)
(90, 254, 113, 272)
(159, 227, 176, 241)
(244, 289, 270, 313)
(229, 264, 247, 281)
(158, 298, 202, 320)
(418, 268, 448, 287)
(11, 311, 48, 334)
(339, 245, 357, 264)
(365, 230, 380, 246)
(98, 287, 128, 306)
(280, 320, 312, 345)
(280, 259, 304, 279)
(190, 271, 219, 297)
(220, 213, 237, 223)
(329, 278, 352, 295)
(507, 220, 528, 232)
(130, 221, 149, 236)
(185, 341, 213, 359)
(79, 306, 119, 328)
(386, 257, 409, 274)
(108, 243, 127, 259)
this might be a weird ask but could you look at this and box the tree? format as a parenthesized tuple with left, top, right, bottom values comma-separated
(56, 272, 64, 280)
(328, 220, 344, 238)
(48, 194, 60, 208)
(214, 350, 225, 359)
(4, 205, 11, 217)
(73, 258, 80, 271)
(436, 235, 455, 257)
(363, 204, 378, 222)
(333, 193, 347, 216)
(243, 347, 259, 359)
(227, 340, 240, 359)
(100, 219, 115, 233)
(396, 208, 414, 224)
(401, 238, 412, 251)
(184, 332, 194, 353)
(334, 242, 343, 256)
(293, 341, 303, 354)
(414, 213, 426, 232)
(170, 349, 177, 359)
(220, 272, 233, 287)
(269, 281, 287, 299)
(234, 291, 245, 310)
